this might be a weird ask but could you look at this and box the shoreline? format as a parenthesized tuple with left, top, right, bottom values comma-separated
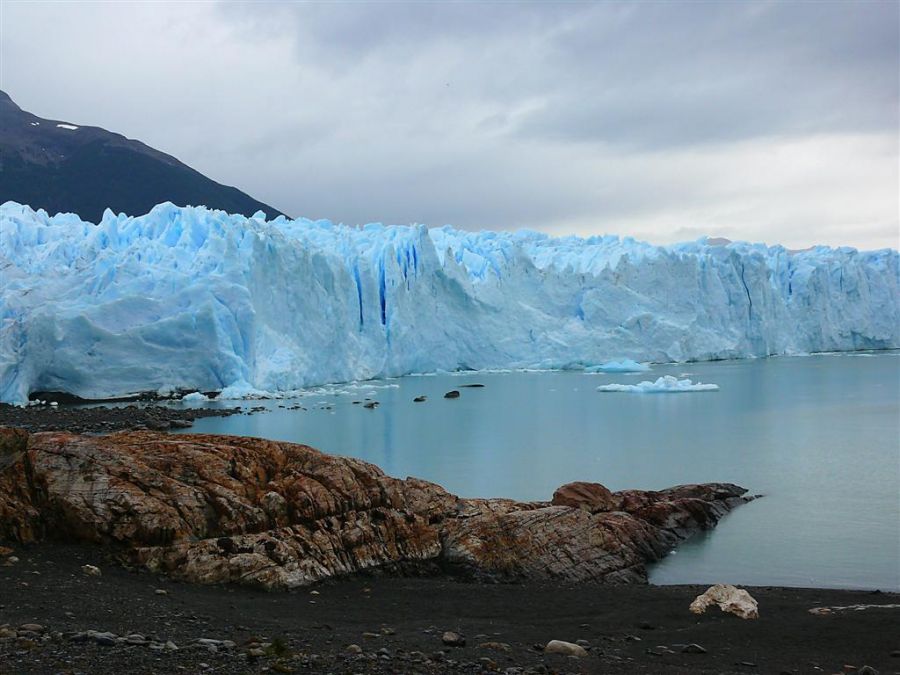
(5, 348, 898, 408)
(0, 402, 244, 434)
(1, 542, 897, 674)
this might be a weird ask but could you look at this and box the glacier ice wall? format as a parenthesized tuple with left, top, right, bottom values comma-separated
(1, 201, 898, 403)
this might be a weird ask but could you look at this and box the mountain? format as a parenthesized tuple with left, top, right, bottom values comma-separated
(0, 91, 286, 221)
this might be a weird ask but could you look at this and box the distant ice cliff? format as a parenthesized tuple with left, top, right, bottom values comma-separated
(1, 201, 897, 403)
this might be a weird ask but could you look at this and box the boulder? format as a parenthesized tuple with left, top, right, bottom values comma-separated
(690, 584, 759, 619)
(544, 640, 588, 657)
(551, 482, 621, 513)
(0, 428, 752, 589)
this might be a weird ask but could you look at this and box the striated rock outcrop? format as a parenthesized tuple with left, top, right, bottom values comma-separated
(0, 429, 752, 589)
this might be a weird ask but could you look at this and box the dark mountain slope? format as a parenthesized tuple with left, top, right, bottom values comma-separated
(0, 91, 287, 221)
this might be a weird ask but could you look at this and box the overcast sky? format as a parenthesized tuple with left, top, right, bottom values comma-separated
(1, 0, 897, 249)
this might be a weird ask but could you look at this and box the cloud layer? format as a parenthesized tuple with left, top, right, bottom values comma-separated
(1, 1, 897, 249)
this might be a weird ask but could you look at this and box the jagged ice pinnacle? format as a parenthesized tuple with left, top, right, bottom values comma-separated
(0, 201, 897, 403)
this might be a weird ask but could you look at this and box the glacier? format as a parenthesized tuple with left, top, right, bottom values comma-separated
(586, 359, 651, 373)
(0, 201, 898, 404)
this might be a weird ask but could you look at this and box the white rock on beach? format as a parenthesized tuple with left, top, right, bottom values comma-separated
(544, 640, 589, 657)
(689, 583, 759, 619)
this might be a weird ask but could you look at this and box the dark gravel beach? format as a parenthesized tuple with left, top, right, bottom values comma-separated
(0, 402, 242, 434)
(1, 543, 897, 675)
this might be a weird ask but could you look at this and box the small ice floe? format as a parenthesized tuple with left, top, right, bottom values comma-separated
(29, 122, 40, 126)
(181, 392, 209, 402)
(586, 359, 650, 373)
(598, 375, 719, 393)
(56, 123, 79, 130)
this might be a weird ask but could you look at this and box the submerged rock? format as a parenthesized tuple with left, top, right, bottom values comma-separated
(0, 429, 752, 589)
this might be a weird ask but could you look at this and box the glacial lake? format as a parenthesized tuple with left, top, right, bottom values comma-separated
(181, 352, 900, 591)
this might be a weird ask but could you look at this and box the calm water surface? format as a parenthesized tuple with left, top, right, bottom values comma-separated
(184, 353, 900, 590)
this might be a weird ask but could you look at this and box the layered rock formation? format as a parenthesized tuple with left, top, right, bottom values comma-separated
(0, 428, 751, 588)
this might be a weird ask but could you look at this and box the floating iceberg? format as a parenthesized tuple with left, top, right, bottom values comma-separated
(181, 392, 209, 402)
(598, 376, 720, 393)
(1, 202, 897, 404)
(586, 359, 651, 373)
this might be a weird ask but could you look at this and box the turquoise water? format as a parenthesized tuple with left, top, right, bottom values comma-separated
(184, 353, 900, 590)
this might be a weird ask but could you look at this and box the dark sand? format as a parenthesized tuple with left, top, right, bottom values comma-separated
(0, 544, 897, 674)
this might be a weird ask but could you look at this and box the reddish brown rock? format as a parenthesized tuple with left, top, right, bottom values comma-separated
(0, 429, 752, 589)
(551, 481, 621, 513)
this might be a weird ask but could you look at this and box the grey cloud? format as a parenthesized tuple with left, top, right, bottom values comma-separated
(515, 2, 899, 147)
(0, 0, 896, 249)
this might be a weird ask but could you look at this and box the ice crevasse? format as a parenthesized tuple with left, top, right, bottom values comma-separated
(0, 201, 897, 404)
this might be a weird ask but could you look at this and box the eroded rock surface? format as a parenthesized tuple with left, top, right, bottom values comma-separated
(690, 584, 760, 619)
(0, 429, 752, 589)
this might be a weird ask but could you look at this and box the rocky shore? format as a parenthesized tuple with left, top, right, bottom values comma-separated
(0, 402, 241, 434)
(1, 426, 896, 673)
(0, 427, 751, 587)
(1, 543, 897, 674)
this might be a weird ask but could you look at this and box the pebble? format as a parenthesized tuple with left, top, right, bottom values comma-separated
(346, 643, 362, 654)
(81, 564, 101, 577)
(479, 641, 511, 652)
(681, 643, 707, 654)
(19, 624, 44, 633)
(857, 667, 879, 675)
(442, 631, 466, 647)
(155, 588, 168, 595)
(90, 631, 118, 647)
(544, 640, 588, 658)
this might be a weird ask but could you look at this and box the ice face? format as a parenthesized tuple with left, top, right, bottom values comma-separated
(585, 359, 651, 373)
(1, 201, 897, 403)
